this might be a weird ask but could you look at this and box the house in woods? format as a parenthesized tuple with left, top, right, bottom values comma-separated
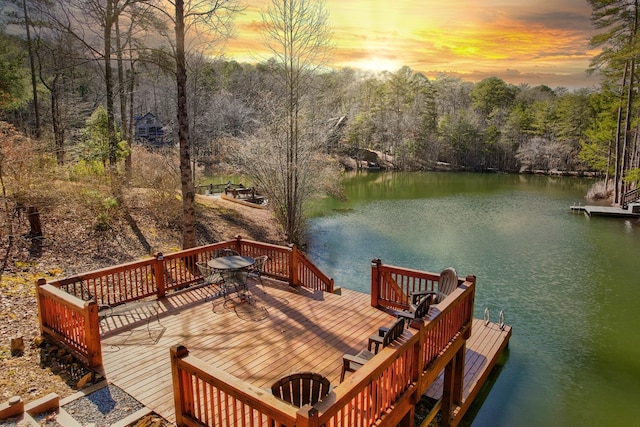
(134, 113, 165, 146)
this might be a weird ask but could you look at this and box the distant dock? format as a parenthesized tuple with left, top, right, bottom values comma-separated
(570, 203, 640, 218)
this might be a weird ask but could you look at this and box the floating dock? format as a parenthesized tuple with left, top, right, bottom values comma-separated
(570, 204, 640, 218)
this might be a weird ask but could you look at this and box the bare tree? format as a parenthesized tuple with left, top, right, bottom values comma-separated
(257, 0, 333, 244)
(148, 0, 240, 249)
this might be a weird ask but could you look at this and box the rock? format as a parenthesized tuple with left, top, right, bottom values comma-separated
(10, 336, 25, 356)
(77, 372, 93, 389)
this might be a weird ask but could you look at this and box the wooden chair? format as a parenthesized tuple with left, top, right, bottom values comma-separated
(340, 317, 405, 382)
(271, 372, 331, 408)
(411, 267, 458, 304)
(397, 293, 433, 327)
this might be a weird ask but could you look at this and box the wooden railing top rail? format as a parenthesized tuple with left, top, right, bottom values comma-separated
(52, 257, 155, 287)
(39, 283, 89, 308)
(294, 248, 334, 293)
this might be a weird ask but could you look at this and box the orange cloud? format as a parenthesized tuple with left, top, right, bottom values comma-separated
(224, 0, 601, 88)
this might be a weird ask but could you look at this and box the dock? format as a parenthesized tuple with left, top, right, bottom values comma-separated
(422, 319, 512, 426)
(570, 204, 640, 218)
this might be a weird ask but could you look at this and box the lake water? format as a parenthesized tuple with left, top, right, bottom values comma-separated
(305, 172, 640, 427)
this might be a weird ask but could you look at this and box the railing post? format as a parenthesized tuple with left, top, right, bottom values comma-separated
(170, 345, 190, 427)
(234, 235, 243, 254)
(464, 275, 476, 339)
(371, 259, 382, 307)
(154, 253, 166, 299)
(289, 244, 299, 286)
(84, 300, 102, 368)
(296, 406, 319, 427)
(413, 320, 426, 400)
(36, 278, 47, 337)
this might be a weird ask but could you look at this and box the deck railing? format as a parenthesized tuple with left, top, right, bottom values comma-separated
(36, 237, 333, 368)
(36, 282, 102, 367)
(170, 345, 299, 427)
(171, 265, 476, 427)
(370, 259, 441, 310)
(622, 187, 639, 209)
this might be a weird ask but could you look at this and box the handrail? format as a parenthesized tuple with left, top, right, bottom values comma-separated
(310, 331, 420, 426)
(36, 281, 101, 367)
(235, 238, 292, 282)
(419, 281, 475, 382)
(293, 246, 334, 292)
(622, 188, 639, 208)
(371, 259, 440, 310)
(55, 258, 157, 306)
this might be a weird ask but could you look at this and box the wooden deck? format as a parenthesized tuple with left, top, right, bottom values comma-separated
(98, 278, 511, 426)
(424, 318, 512, 426)
(99, 279, 396, 424)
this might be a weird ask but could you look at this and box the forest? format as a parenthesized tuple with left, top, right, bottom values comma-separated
(0, 0, 638, 245)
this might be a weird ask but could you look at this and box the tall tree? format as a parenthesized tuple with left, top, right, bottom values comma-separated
(149, 0, 240, 249)
(259, 0, 333, 243)
(589, 0, 640, 203)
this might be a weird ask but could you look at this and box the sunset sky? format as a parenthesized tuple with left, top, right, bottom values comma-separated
(225, 0, 601, 89)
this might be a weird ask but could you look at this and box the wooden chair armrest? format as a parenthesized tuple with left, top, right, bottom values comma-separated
(343, 352, 372, 366)
(368, 334, 384, 353)
(410, 290, 436, 305)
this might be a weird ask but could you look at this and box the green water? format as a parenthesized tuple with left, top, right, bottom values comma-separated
(306, 172, 640, 427)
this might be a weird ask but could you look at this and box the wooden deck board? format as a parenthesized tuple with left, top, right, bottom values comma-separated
(100, 279, 394, 423)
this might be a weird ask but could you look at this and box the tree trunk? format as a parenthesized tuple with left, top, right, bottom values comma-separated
(50, 77, 65, 166)
(115, 15, 131, 181)
(105, 0, 117, 167)
(23, 0, 40, 138)
(27, 206, 42, 237)
(175, 0, 196, 249)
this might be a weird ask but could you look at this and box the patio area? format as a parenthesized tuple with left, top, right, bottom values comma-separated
(99, 278, 396, 424)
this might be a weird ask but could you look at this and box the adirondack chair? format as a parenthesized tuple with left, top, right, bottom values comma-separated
(271, 372, 331, 408)
(340, 317, 405, 382)
(411, 267, 458, 304)
(397, 293, 434, 327)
